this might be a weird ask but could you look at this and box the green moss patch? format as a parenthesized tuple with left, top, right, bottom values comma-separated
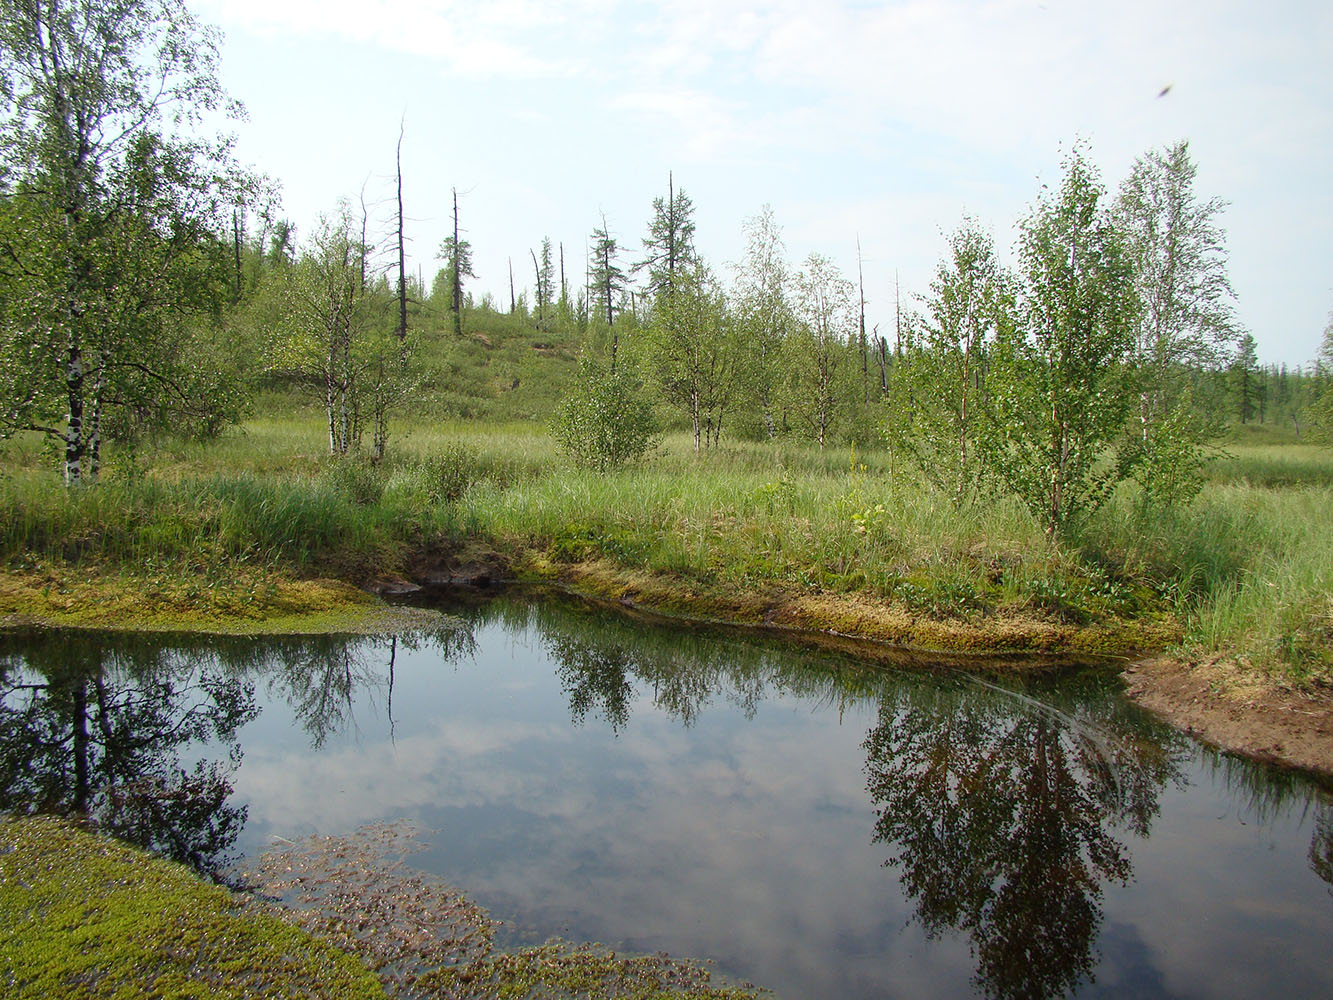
(0, 566, 445, 636)
(0, 814, 387, 1000)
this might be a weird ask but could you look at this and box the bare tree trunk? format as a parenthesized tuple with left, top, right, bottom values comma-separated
(666, 171, 676, 295)
(88, 367, 104, 482)
(508, 257, 516, 313)
(894, 270, 902, 355)
(530, 247, 542, 330)
(396, 121, 408, 344)
(452, 188, 463, 338)
(858, 236, 869, 402)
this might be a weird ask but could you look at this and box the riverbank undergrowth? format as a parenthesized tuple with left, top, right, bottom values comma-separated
(1, 419, 1329, 683)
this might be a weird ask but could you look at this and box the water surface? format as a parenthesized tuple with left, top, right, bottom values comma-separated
(2, 592, 1330, 999)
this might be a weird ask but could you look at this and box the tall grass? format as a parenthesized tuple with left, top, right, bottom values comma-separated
(1083, 473, 1333, 682)
(3, 418, 1330, 683)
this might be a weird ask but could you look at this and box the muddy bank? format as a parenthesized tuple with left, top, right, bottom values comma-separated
(1122, 656, 1333, 782)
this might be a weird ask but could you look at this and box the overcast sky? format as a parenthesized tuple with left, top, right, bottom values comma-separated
(196, 0, 1332, 367)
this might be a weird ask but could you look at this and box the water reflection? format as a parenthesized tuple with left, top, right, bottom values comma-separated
(2, 596, 1331, 999)
(0, 631, 258, 877)
(863, 673, 1189, 999)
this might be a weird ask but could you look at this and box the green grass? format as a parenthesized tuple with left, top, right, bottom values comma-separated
(0, 814, 387, 1000)
(2, 414, 1331, 682)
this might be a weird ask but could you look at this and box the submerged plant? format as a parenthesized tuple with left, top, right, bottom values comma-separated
(238, 821, 765, 1000)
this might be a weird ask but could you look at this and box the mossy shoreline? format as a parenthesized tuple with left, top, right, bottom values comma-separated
(0, 537, 1173, 654)
(1, 815, 762, 1000)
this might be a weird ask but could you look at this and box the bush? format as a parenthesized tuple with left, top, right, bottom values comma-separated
(551, 358, 659, 471)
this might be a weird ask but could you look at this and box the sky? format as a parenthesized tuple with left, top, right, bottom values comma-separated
(194, 0, 1332, 367)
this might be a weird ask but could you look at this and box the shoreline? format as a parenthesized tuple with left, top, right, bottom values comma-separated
(3, 550, 1331, 780)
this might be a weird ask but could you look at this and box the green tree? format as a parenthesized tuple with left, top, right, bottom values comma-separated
(552, 356, 658, 471)
(1310, 313, 1333, 443)
(1114, 141, 1240, 503)
(989, 149, 1138, 538)
(531, 237, 554, 333)
(1230, 332, 1261, 425)
(437, 187, 474, 338)
(636, 172, 697, 301)
(263, 203, 411, 457)
(0, 0, 248, 483)
(733, 205, 793, 439)
(786, 253, 855, 449)
(888, 220, 1011, 504)
(643, 264, 738, 451)
(589, 218, 627, 365)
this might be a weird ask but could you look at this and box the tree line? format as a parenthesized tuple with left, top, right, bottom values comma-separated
(2, 0, 1332, 537)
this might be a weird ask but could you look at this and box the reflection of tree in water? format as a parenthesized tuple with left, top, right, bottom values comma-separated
(208, 620, 476, 749)
(864, 672, 1189, 1000)
(493, 596, 885, 733)
(0, 631, 258, 879)
(1311, 810, 1333, 892)
(0, 619, 475, 878)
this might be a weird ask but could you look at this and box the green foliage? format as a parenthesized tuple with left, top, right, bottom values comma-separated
(260, 202, 417, 459)
(636, 174, 699, 300)
(987, 147, 1138, 537)
(553, 358, 659, 471)
(1117, 391, 1210, 508)
(590, 219, 628, 330)
(1311, 313, 1333, 444)
(643, 265, 741, 451)
(784, 253, 856, 448)
(886, 221, 1010, 504)
(732, 206, 793, 441)
(0, 0, 251, 482)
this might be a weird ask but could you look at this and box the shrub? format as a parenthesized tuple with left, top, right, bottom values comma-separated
(551, 358, 659, 472)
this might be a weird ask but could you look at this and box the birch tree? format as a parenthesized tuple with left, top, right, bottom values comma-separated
(0, 0, 248, 483)
(733, 206, 792, 439)
(889, 220, 1011, 504)
(787, 253, 855, 449)
(989, 149, 1137, 537)
(1114, 140, 1240, 503)
(644, 264, 738, 451)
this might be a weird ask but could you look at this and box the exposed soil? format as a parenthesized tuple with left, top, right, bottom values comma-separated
(1122, 656, 1333, 782)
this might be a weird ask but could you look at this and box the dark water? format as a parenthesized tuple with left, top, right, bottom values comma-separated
(2, 591, 1331, 999)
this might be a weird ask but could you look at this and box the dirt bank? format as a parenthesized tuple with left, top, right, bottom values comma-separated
(1122, 656, 1333, 782)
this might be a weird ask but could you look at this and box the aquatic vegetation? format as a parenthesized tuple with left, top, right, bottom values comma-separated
(239, 821, 765, 1000)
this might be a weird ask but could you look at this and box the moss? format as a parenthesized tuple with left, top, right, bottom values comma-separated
(534, 558, 1178, 657)
(0, 565, 445, 636)
(0, 814, 387, 1000)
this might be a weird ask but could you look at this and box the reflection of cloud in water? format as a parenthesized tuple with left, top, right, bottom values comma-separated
(237, 719, 578, 836)
(221, 594, 1333, 1000)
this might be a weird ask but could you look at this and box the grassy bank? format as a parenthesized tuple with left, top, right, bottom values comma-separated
(1, 419, 1330, 682)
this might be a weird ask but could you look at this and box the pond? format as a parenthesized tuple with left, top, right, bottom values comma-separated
(2, 590, 1331, 999)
